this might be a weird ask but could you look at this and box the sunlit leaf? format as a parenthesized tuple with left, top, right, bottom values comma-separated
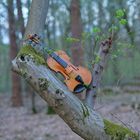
(82, 32, 91, 39)
(95, 55, 101, 63)
(92, 27, 101, 33)
(119, 19, 127, 25)
(112, 54, 118, 59)
(95, 35, 100, 41)
(65, 37, 80, 43)
(116, 9, 125, 18)
(109, 26, 119, 32)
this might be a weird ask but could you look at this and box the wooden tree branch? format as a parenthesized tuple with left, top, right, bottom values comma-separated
(12, 52, 107, 140)
(11, 45, 139, 140)
(85, 38, 112, 108)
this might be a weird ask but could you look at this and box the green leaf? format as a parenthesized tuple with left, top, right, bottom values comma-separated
(95, 35, 100, 41)
(65, 37, 80, 43)
(109, 25, 119, 32)
(119, 19, 127, 25)
(92, 27, 101, 33)
(116, 9, 125, 18)
(95, 55, 101, 63)
(117, 49, 121, 53)
(112, 54, 118, 59)
(82, 32, 91, 39)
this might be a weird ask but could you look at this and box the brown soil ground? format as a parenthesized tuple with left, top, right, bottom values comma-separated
(0, 93, 140, 140)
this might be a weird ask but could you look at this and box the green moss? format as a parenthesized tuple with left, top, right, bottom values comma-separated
(17, 45, 46, 65)
(32, 107, 37, 114)
(104, 119, 139, 140)
(47, 106, 56, 115)
(81, 103, 90, 120)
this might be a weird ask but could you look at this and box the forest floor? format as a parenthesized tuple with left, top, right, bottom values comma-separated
(0, 91, 140, 140)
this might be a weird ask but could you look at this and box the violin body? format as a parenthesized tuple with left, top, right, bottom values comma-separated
(47, 50, 92, 93)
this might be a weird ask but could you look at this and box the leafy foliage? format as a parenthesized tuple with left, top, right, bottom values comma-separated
(115, 9, 125, 18)
(119, 19, 127, 25)
(65, 37, 80, 43)
(92, 27, 101, 33)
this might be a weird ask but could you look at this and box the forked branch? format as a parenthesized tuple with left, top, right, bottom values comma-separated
(11, 43, 138, 140)
(85, 37, 112, 108)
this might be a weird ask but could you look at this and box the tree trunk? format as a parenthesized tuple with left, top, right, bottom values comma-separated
(24, 0, 49, 39)
(70, 0, 85, 99)
(16, 0, 38, 111)
(23, 0, 49, 112)
(7, 0, 22, 107)
(16, 0, 25, 37)
(70, 0, 84, 66)
(0, 25, 3, 44)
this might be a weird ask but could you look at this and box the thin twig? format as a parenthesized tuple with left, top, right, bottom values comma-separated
(110, 113, 138, 133)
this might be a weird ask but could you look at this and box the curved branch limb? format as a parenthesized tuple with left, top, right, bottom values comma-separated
(11, 46, 139, 140)
(85, 38, 112, 108)
(12, 54, 108, 140)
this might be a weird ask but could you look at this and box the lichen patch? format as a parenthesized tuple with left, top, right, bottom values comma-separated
(38, 78, 49, 91)
(17, 45, 46, 65)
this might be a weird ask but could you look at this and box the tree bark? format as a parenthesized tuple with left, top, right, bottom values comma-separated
(7, 0, 22, 106)
(70, 0, 85, 99)
(12, 53, 107, 140)
(85, 38, 112, 108)
(16, 0, 25, 37)
(70, 0, 84, 66)
(23, 0, 50, 112)
(11, 46, 138, 140)
(24, 0, 49, 39)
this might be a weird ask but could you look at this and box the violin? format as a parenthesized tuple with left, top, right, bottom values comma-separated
(26, 34, 92, 93)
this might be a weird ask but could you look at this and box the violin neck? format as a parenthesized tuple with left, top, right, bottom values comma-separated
(50, 52, 68, 68)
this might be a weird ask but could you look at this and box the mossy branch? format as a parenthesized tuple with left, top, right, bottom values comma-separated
(104, 120, 139, 140)
(11, 45, 139, 140)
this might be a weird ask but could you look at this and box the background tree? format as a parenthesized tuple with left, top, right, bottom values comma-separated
(7, 0, 22, 106)
(16, 0, 25, 37)
(70, 0, 85, 99)
(70, 0, 84, 66)
(24, 0, 49, 38)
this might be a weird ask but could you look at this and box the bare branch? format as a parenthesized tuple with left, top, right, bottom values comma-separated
(85, 37, 112, 108)
(11, 46, 139, 140)
(12, 54, 108, 140)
